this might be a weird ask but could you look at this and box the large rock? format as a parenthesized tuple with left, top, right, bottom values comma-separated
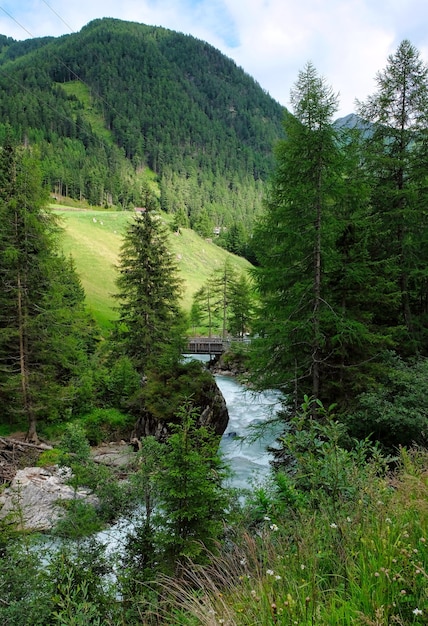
(0, 466, 98, 531)
(132, 374, 229, 442)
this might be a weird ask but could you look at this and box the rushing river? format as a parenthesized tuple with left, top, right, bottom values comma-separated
(35, 369, 284, 559)
(93, 371, 282, 553)
(215, 374, 283, 490)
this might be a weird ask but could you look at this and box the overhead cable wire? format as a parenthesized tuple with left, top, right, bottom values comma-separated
(39, 0, 76, 34)
(0, 3, 137, 157)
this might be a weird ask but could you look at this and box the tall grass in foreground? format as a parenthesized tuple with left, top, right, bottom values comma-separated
(158, 444, 427, 625)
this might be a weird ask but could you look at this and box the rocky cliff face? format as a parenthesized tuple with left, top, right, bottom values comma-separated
(132, 374, 229, 442)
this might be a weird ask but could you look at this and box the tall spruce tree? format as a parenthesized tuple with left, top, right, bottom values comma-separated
(251, 64, 343, 407)
(357, 40, 428, 355)
(210, 259, 237, 340)
(0, 138, 93, 441)
(113, 187, 184, 374)
(228, 272, 254, 338)
(250, 64, 388, 411)
(154, 402, 229, 572)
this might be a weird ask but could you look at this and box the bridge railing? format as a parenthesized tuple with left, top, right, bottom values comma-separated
(186, 337, 226, 355)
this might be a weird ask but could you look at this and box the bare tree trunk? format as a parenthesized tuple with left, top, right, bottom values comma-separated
(17, 271, 38, 443)
(312, 170, 322, 407)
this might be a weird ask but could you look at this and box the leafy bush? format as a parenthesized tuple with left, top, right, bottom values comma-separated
(78, 407, 133, 445)
(139, 360, 216, 423)
(53, 500, 104, 539)
(345, 354, 428, 451)
(59, 423, 91, 464)
(157, 405, 427, 626)
(37, 448, 62, 467)
(97, 356, 141, 409)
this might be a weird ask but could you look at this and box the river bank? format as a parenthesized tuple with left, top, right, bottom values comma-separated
(0, 374, 282, 531)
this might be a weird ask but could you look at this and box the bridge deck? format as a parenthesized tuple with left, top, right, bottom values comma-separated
(186, 337, 227, 355)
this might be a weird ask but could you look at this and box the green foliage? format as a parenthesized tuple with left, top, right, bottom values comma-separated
(357, 40, 428, 357)
(158, 428, 427, 626)
(250, 47, 428, 418)
(112, 199, 185, 374)
(0, 17, 284, 230)
(192, 261, 254, 338)
(48, 541, 116, 625)
(273, 397, 390, 504)
(0, 538, 51, 625)
(78, 407, 133, 445)
(250, 64, 348, 404)
(55, 207, 252, 328)
(58, 422, 91, 465)
(346, 355, 428, 451)
(54, 500, 104, 539)
(138, 359, 218, 423)
(154, 402, 230, 571)
(0, 138, 96, 440)
(55, 422, 133, 533)
(118, 437, 164, 618)
(228, 273, 255, 338)
(37, 447, 62, 467)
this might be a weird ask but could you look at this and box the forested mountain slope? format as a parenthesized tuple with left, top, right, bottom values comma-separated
(0, 18, 285, 233)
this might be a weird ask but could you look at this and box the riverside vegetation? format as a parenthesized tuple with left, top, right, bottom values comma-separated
(0, 29, 427, 625)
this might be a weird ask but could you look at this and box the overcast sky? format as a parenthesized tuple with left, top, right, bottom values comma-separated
(1, 0, 428, 118)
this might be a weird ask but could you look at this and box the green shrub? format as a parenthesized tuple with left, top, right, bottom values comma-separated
(79, 408, 133, 445)
(345, 354, 428, 451)
(98, 356, 141, 409)
(139, 360, 216, 423)
(54, 500, 103, 539)
(37, 448, 62, 467)
(59, 423, 91, 464)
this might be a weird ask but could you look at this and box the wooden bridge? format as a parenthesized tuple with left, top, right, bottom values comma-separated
(185, 337, 228, 356)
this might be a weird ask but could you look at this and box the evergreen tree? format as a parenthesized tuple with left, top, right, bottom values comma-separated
(250, 65, 389, 411)
(218, 221, 248, 256)
(357, 40, 428, 355)
(0, 137, 94, 441)
(189, 299, 204, 335)
(228, 272, 254, 338)
(113, 187, 184, 374)
(210, 259, 237, 340)
(251, 64, 343, 407)
(155, 402, 229, 572)
(192, 283, 216, 337)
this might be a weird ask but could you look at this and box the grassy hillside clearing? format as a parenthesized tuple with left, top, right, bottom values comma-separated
(53, 206, 252, 331)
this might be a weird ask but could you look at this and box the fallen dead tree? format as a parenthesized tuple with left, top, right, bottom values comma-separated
(0, 437, 52, 484)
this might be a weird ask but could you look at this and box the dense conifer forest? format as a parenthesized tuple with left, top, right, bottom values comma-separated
(0, 22, 427, 625)
(0, 17, 284, 241)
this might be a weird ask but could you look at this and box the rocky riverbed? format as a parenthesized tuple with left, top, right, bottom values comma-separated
(0, 439, 136, 531)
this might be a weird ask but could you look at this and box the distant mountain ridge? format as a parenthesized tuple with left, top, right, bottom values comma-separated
(0, 18, 286, 232)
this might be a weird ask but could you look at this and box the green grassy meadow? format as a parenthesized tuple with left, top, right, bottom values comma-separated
(53, 206, 251, 331)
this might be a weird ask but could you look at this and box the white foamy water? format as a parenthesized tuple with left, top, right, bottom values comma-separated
(215, 375, 283, 490)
